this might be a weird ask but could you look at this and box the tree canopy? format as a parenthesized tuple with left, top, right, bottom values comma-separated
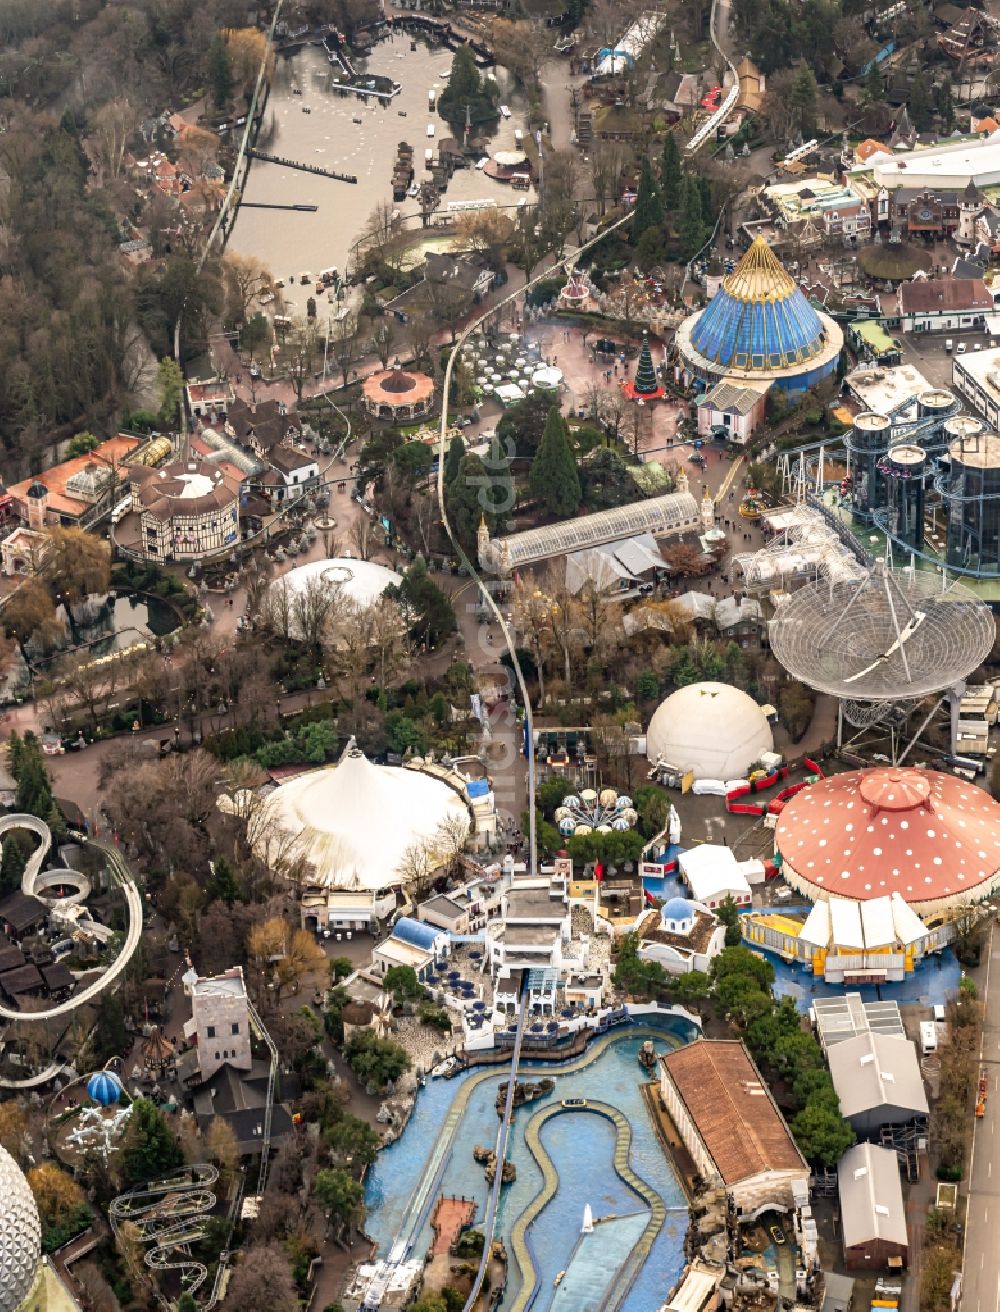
(529, 407, 581, 518)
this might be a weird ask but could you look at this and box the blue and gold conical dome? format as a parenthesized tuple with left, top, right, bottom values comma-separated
(690, 236, 827, 371)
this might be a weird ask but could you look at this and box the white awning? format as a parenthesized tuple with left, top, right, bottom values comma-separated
(830, 897, 865, 950)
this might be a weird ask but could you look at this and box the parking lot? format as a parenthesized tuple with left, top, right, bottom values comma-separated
(895, 328, 992, 390)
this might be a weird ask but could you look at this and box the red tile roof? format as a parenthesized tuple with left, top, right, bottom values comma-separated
(899, 276, 992, 314)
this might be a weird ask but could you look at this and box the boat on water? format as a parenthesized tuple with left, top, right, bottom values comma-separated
(407, 182, 420, 197)
(475, 156, 488, 170)
(302, 105, 311, 113)
(352, 115, 363, 124)
(581, 1203, 594, 1234)
(426, 123, 435, 137)
(431, 1055, 461, 1078)
(499, 104, 511, 119)
(554, 1272, 566, 1288)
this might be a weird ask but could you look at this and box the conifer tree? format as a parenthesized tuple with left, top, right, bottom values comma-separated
(661, 132, 682, 211)
(529, 408, 581, 518)
(631, 157, 663, 244)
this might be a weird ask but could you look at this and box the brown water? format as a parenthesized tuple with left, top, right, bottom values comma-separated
(227, 36, 531, 313)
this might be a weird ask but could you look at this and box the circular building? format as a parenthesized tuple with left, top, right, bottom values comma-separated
(253, 740, 470, 893)
(646, 681, 774, 780)
(0, 1144, 42, 1312)
(362, 363, 434, 421)
(128, 459, 239, 561)
(676, 236, 843, 394)
(775, 767, 1000, 914)
(269, 557, 403, 639)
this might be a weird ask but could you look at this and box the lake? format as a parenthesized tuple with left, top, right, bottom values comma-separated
(227, 35, 532, 314)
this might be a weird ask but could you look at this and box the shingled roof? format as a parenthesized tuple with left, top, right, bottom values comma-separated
(661, 1039, 805, 1185)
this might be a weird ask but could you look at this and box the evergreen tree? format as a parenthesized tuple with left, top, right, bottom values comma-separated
(445, 452, 498, 552)
(631, 156, 663, 244)
(529, 408, 581, 518)
(207, 857, 241, 907)
(0, 834, 26, 896)
(910, 71, 933, 131)
(444, 435, 465, 486)
(120, 1098, 182, 1186)
(679, 175, 707, 260)
(92, 994, 128, 1065)
(789, 63, 817, 138)
(207, 34, 233, 109)
(12, 732, 55, 824)
(935, 75, 954, 130)
(660, 132, 683, 211)
(698, 174, 714, 229)
(631, 334, 659, 396)
(483, 433, 515, 525)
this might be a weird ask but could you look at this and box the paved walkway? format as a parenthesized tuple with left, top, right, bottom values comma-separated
(961, 918, 999, 1312)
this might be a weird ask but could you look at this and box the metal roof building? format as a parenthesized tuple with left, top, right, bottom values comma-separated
(811, 994, 906, 1053)
(827, 1033, 928, 1135)
(479, 490, 699, 574)
(837, 1142, 908, 1269)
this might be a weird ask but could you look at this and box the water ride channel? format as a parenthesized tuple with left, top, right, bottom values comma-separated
(364, 1013, 697, 1312)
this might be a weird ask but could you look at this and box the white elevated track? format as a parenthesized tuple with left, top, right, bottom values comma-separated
(685, 0, 739, 155)
(0, 814, 142, 1022)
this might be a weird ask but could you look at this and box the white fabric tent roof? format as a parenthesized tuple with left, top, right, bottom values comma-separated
(255, 742, 470, 891)
(890, 891, 930, 946)
(646, 681, 774, 780)
(830, 897, 865, 950)
(269, 558, 402, 639)
(798, 898, 831, 949)
(678, 844, 751, 903)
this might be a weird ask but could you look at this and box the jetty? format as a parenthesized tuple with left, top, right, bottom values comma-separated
(240, 201, 319, 211)
(388, 13, 495, 66)
(246, 148, 357, 184)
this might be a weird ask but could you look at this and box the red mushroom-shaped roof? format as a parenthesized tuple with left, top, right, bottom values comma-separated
(775, 767, 1000, 908)
(362, 367, 435, 407)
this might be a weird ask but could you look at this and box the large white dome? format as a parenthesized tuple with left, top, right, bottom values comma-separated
(0, 1145, 41, 1312)
(646, 681, 773, 780)
(253, 742, 470, 892)
(269, 557, 403, 639)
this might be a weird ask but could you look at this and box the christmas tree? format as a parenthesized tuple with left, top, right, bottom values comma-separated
(632, 333, 659, 396)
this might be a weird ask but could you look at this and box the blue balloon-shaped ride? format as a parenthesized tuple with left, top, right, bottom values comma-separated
(87, 1070, 123, 1106)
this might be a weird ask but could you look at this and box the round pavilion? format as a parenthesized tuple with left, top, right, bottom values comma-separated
(252, 740, 470, 893)
(646, 681, 773, 780)
(676, 236, 843, 394)
(362, 363, 435, 421)
(774, 766, 1000, 914)
(269, 558, 402, 639)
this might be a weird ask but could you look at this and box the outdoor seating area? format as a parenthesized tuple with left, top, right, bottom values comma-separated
(461, 329, 564, 406)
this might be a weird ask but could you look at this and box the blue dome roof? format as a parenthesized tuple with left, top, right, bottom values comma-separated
(690, 237, 827, 372)
(392, 916, 441, 951)
(87, 1071, 123, 1106)
(662, 897, 694, 921)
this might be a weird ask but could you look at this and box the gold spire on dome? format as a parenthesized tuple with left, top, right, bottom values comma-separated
(721, 236, 797, 303)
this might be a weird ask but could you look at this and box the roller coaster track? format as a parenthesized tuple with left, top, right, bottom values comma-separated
(111, 1167, 220, 1302)
(508, 1101, 668, 1312)
(245, 995, 279, 1194)
(0, 816, 143, 1022)
(434, 183, 638, 1312)
(685, 0, 739, 155)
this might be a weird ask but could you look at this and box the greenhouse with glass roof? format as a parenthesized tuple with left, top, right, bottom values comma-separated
(478, 487, 700, 574)
(676, 236, 843, 394)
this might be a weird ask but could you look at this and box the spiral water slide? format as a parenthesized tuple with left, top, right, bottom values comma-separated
(0, 814, 143, 1022)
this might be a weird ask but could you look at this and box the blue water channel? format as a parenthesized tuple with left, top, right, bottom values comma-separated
(365, 1015, 697, 1312)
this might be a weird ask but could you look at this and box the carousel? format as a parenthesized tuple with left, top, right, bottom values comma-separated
(738, 486, 765, 520)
